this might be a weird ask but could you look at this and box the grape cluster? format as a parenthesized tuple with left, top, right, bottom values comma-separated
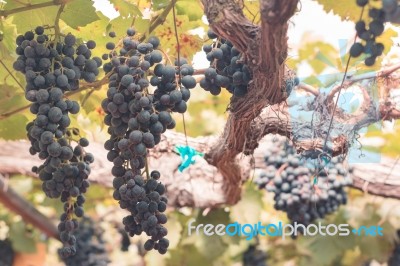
(60, 217, 109, 266)
(118, 227, 131, 252)
(383, 0, 400, 24)
(101, 28, 195, 254)
(199, 30, 252, 97)
(242, 244, 268, 266)
(0, 239, 14, 266)
(350, 0, 388, 65)
(388, 230, 400, 266)
(256, 140, 352, 227)
(12, 27, 101, 258)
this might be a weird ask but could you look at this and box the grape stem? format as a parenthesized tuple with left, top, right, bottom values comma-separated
(145, 155, 150, 180)
(0, 59, 25, 92)
(54, 4, 65, 44)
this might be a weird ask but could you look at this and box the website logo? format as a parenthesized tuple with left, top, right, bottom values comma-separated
(187, 219, 383, 240)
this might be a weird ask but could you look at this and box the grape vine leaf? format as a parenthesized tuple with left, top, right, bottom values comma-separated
(0, 18, 17, 52)
(61, 0, 100, 29)
(230, 182, 263, 224)
(109, 0, 142, 18)
(67, 12, 111, 57)
(192, 209, 230, 261)
(0, 114, 29, 140)
(154, 13, 204, 62)
(9, 5, 58, 34)
(314, 0, 363, 21)
(298, 232, 356, 266)
(9, 221, 37, 253)
(176, 0, 203, 21)
(2, 0, 50, 10)
(166, 245, 213, 266)
(152, 0, 170, 10)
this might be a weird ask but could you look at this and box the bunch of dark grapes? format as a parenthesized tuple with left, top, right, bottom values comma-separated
(12, 27, 101, 258)
(388, 230, 400, 266)
(60, 217, 109, 266)
(242, 244, 268, 266)
(0, 239, 14, 266)
(255, 140, 352, 228)
(383, 0, 400, 24)
(199, 30, 252, 97)
(101, 29, 195, 254)
(350, 0, 388, 66)
(118, 227, 131, 252)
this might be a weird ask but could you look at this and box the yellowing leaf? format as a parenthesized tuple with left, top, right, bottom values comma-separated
(61, 0, 100, 29)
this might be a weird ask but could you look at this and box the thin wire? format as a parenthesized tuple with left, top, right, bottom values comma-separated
(172, 4, 189, 146)
(311, 6, 365, 200)
(0, 59, 25, 91)
(319, 7, 365, 169)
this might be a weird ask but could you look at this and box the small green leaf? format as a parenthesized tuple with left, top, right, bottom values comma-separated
(176, 0, 203, 21)
(9, 221, 37, 253)
(230, 182, 263, 224)
(0, 18, 17, 52)
(314, 0, 363, 21)
(110, 0, 142, 18)
(5, 0, 58, 34)
(153, 0, 170, 10)
(61, 0, 100, 29)
(0, 114, 29, 140)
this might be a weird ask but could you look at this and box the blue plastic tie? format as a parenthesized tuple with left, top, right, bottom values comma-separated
(175, 145, 204, 172)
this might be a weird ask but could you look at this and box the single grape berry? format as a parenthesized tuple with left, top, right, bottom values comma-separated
(356, 0, 368, 7)
(349, 43, 364, 57)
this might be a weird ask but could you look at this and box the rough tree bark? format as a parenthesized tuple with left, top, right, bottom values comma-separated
(201, 0, 299, 204)
(1, 133, 400, 209)
(199, 0, 400, 204)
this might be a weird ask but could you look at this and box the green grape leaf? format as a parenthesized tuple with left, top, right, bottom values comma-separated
(109, 0, 142, 18)
(176, 0, 203, 21)
(66, 12, 111, 57)
(154, 13, 204, 62)
(9, 221, 37, 253)
(230, 183, 263, 224)
(2, 0, 50, 10)
(153, 0, 170, 10)
(0, 84, 26, 114)
(0, 18, 17, 52)
(0, 114, 29, 140)
(314, 0, 363, 21)
(7, 2, 58, 34)
(298, 233, 355, 266)
(61, 0, 100, 29)
(166, 245, 212, 266)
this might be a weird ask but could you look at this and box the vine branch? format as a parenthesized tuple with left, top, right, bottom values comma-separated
(0, 174, 59, 240)
(0, 0, 63, 17)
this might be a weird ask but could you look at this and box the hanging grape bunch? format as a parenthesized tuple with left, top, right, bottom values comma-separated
(60, 217, 110, 266)
(0, 239, 14, 266)
(388, 230, 400, 266)
(12, 27, 101, 258)
(350, 0, 390, 66)
(199, 30, 252, 97)
(242, 244, 268, 266)
(256, 140, 352, 229)
(101, 28, 196, 254)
